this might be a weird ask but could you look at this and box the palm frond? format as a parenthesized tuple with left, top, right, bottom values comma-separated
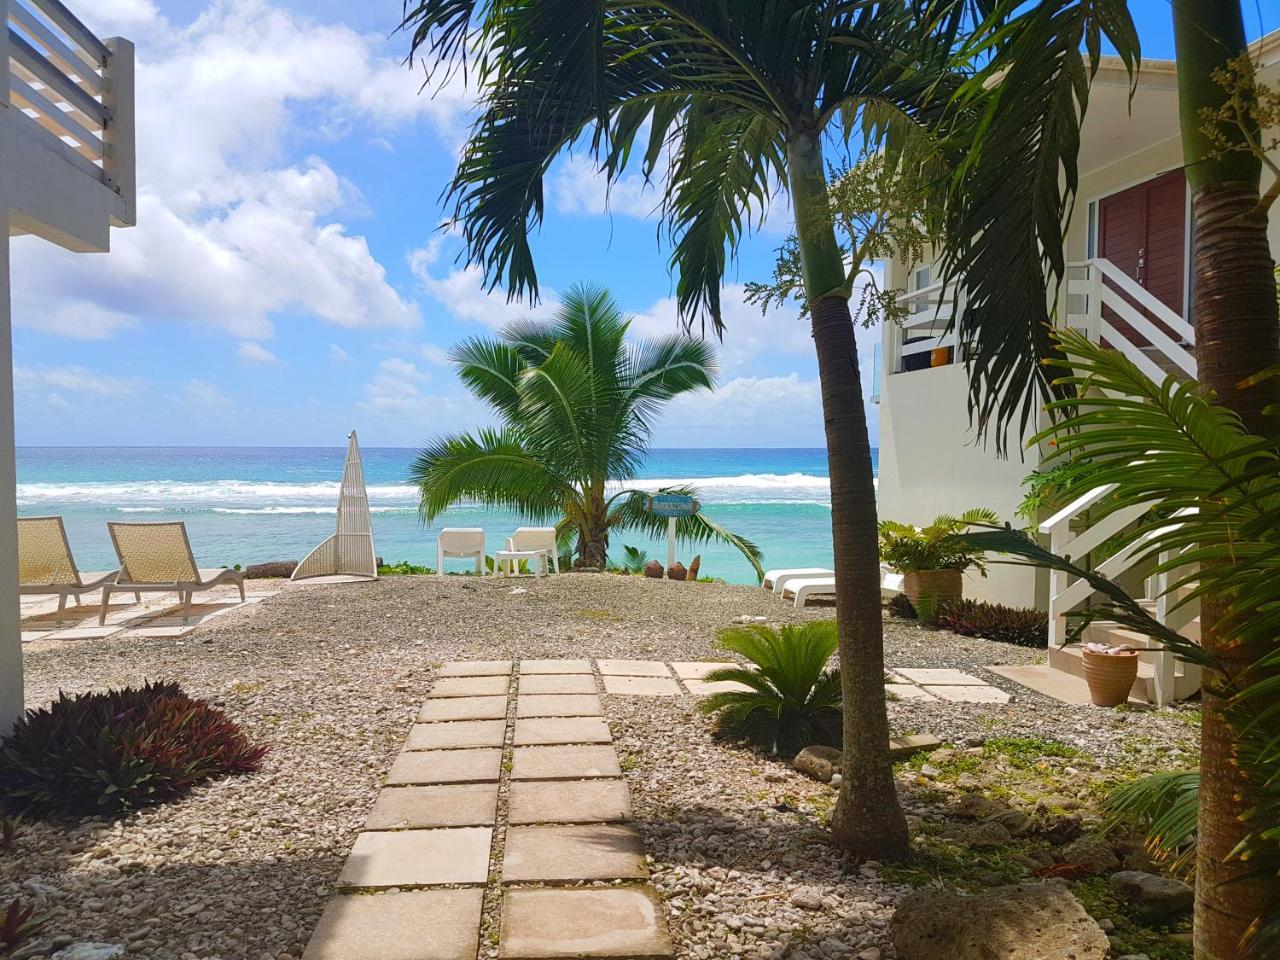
(1104, 770, 1200, 875)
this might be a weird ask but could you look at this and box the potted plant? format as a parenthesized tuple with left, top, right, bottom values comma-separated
(878, 509, 999, 620)
(1081, 643, 1140, 707)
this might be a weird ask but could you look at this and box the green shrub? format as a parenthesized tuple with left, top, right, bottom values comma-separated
(933, 598, 1047, 647)
(378, 560, 434, 575)
(697, 621, 842, 757)
(0, 682, 268, 818)
(878, 508, 999, 573)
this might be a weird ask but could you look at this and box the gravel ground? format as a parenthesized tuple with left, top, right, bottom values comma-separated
(4, 574, 1200, 960)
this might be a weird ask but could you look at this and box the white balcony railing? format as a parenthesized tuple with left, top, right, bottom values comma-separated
(3, 0, 134, 214)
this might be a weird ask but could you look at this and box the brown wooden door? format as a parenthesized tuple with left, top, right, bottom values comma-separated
(1098, 170, 1188, 342)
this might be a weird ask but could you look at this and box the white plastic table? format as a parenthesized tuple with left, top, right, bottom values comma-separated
(493, 548, 549, 577)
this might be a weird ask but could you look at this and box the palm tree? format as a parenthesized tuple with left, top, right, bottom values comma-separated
(942, 4, 1278, 954)
(409, 283, 764, 576)
(399, 0, 989, 863)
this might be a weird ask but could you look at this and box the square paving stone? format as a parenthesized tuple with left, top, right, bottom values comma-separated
(427, 675, 510, 698)
(508, 779, 632, 825)
(499, 887, 673, 959)
(514, 717, 612, 746)
(519, 673, 598, 695)
(503, 824, 648, 881)
(520, 659, 592, 674)
(886, 683, 937, 701)
(512, 745, 622, 780)
(338, 827, 491, 887)
(670, 661, 737, 679)
(302, 888, 483, 960)
(438, 660, 512, 677)
(894, 668, 986, 685)
(682, 679, 753, 697)
(925, 684, 1011, 704)
(406, 719, 507, 750)
(516, 694, 603, 718)
(418, 696, 508, 722)
(365, 784, 498, 829)
(387, 749, 502, 785)
(597, 659, 671, 677)
(602, 676, 682, 697)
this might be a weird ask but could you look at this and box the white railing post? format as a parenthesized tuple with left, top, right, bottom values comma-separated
(1085, 262, 1102, 342)
(1151, 549, 1175, 706)
(1046, 521, 1069, 649)
(1, 0, 11, 112)
(102, 36, 135, 226)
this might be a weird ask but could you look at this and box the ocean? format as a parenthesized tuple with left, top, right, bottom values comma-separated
(14, 447, 872, 585)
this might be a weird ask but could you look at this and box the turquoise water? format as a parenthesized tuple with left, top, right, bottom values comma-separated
(15, 448, 873, 584)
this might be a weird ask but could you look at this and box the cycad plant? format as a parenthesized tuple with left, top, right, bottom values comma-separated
(955, 331, 1280, 954)
(697, 622, 842, 758)
(409, 284, 763, 576)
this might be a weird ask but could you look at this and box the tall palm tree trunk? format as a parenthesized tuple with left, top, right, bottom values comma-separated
(1172, 3, 1280, 955)
(788, 130, 909, 860)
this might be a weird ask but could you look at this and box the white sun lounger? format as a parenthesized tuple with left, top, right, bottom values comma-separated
(101, 521, 244, 623)
(437, 528, 485, 575)
(18, 516, 121, 613)
(782, 577, 837, 608)
(762, 567, 834, 593)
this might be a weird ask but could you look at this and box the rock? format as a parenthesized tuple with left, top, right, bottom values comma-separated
(244, 561, 298, 579)
(643, 560, 664, 579)
(942, 821, 1011, 848)
(986, 809, 1034, 837)
(1038, 814, 1084, 845)
(57, 945, 126, 960)
(927, 748, 956, 765)
(1060, 836, 1121, 876)
(790, 888, 823, 910)
(889, 734, 942, 758)
(667, 561, 687, 581)
(858, 949, 881, 960)
(793, 745, 842, 783)
(687, 555, 701, 581)
(1109, 871, 1194, 921)
(950, 794, 1004, 820)
(891, 883, 1110, 960)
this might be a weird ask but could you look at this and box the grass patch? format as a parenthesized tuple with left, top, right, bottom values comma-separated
(983, 736, 1081, 769)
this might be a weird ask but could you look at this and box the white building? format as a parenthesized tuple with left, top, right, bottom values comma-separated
(1, 0, 135, 729)
(875, 32, 1280, 703)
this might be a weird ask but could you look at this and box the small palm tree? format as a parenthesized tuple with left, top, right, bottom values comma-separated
(409, 284, 763, 576)
(698, 622, 842, 757)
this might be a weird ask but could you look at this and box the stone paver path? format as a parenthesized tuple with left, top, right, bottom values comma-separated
(305, 656, 1011, 959)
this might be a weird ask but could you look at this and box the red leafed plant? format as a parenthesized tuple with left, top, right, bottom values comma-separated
(0, 681, 268, 818)
(0, 899, 43, 952)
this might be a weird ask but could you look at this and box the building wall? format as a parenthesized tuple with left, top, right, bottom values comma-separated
(0, 218, 19, 733)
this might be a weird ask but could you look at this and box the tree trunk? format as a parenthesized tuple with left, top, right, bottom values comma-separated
(575, 492, 610, 569)
(1172, 3, 1280, 955)
(788, 130, 909, 860)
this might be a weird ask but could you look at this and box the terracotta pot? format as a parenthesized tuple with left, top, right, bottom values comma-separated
(902, 569, 963, 617)
(1082, 649, 1139, 707)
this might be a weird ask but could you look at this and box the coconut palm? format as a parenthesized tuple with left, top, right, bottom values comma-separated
(945, 4, 1278, 954)
(398, 0, 1008, 863)
(409, 283, 764, 576)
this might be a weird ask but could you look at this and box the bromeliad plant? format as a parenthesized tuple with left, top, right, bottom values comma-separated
(410, 284, 764, 578)
(954, 331, 1280, 954)
(697, 622, 842, 758)
(0, 681, 268, 818)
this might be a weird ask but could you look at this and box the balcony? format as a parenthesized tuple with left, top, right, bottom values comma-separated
(2, 0, 135, 244)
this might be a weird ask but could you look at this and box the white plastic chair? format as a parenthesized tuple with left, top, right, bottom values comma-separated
(505, 527, 560, 574)
(437, 528, 485, 576)
(763, 567, 834, 594)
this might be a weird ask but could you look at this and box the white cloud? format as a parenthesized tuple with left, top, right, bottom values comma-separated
(550, 154, 660, 219)
(14, 366, 139, 398)
(10, 0, 461, 343)
(409, 247, 558, 330)
(360, 358, 431, 416)
(183, 379, 233, 412)
(237, 341, 277, 363)
(329, 344, 351, 362)
(420, 343, 452, 365)
(668, 373, 823, 426)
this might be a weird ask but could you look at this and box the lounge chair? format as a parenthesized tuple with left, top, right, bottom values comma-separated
(782, 576, 837, 608)
(504, 527, 560, 574)
(100, 521, 244, 624)
(437, 528, 485, 576)
(763, 567, 833, 593)
(18, 516, 121, 612)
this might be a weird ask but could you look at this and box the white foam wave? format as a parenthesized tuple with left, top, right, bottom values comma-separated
(17, 472, 837, 510)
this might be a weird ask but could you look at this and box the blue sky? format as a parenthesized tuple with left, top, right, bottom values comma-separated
(8, 0, 1272, 448)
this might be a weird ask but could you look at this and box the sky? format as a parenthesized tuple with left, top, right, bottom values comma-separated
(7, 0, 1273, 449)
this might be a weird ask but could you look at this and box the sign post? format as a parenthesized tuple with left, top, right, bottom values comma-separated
(644, 493, 700, 572)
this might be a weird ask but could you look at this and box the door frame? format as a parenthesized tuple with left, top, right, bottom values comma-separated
(1085, 166, 1194, 321)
